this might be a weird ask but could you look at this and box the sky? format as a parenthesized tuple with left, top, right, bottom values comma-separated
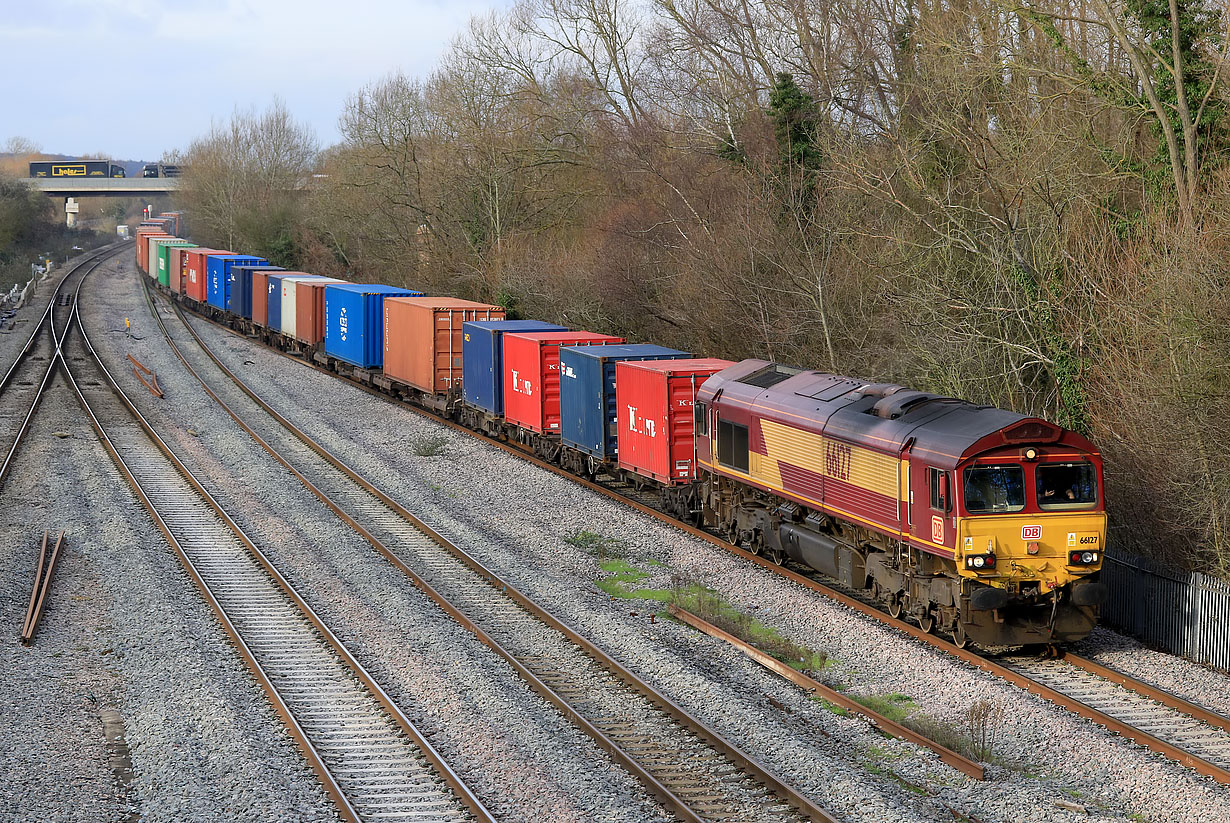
(0, 0, 511, 161)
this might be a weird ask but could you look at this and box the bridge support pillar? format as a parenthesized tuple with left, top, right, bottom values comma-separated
(65, 197, 79, 228)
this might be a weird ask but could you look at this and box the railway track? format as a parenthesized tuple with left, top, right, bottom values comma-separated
(0, 243, 125, 490)
(69, 271, 491, 823)
(150, 272, 1230, 788)
(145, 283, 838, 822)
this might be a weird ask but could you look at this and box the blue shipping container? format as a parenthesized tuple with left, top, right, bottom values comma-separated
(231, 265, 283, 319)
(229, 264, 279, 318)
(559, 344, 689, 460)
(324, 284, 421, 368)
(462, 320, 567, 416)
(206, 255, 266, 310)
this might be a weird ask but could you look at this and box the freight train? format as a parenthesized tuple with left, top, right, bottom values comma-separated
(135, 220, 1109, 648)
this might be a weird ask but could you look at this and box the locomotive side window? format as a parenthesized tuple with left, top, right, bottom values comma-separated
(695, 402, 708, 436)
(928, 467, 950, 511)
(1037, 463, 1098, 509)
(963, 465, 1025, 513)
(717, 419, 749, 472)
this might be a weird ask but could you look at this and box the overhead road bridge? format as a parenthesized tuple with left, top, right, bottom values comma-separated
(28, 177, 180, 197)
(26, 177, 180, 227)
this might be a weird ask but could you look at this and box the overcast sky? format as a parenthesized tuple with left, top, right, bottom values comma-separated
(0, 0, 510, 161)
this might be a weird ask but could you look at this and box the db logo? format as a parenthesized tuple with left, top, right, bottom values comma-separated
(1021, 525, 1042, 541)
(931, 516, 944, 544)
(338, 307, 348, 342)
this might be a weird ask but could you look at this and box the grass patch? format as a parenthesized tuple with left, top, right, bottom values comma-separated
(595, 558, 673, 601)
(567, 529, 628, 561)
(669, 575, 827, 673)
(853, 693, 917, 724)
(812, 697, 850, 716)
(411, 434, 449, 457)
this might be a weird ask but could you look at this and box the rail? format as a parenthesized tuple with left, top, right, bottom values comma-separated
(20, 530, 65, 643)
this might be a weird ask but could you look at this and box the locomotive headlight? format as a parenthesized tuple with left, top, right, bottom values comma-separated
(1081, 551, 1095, 564)
(972, 556, 985, 568)
(1023, 447, 1038, 461)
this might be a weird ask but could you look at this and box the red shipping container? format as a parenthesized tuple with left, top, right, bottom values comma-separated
(294, 278, 345, 344)
(504, 331, 624, 434)
(383, 297, 504, 393)
(616, 358, 735, 484)
(183, 249, 232, 303)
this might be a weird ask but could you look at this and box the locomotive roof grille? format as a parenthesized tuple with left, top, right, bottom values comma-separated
(738, 363, 802, 389)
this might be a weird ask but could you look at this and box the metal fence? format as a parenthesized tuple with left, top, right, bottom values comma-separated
(1100, 552, 1230, 672)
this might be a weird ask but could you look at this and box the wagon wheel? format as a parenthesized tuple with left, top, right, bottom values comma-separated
(887, 593, 903, 620)
(952, 622, 969, 649)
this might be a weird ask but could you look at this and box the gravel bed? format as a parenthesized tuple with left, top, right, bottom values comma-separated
(1074, 627, 1230, 717)
(0, 309, 334, 821)
(84, 261, 675, 822)
(166, 269, 1230, 823)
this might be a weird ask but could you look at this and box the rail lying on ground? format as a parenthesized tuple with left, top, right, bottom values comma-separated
(21, 530, 65, 643)
(146, 283, 841, 823)
(155, 273, 1230, 789)
(72, 271, 491, 823)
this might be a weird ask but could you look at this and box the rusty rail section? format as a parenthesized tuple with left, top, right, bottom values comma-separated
(165, 273, 1230, 788)
(151, 286, 840, 823)
(21, 530, 65, 643)
(127, 354, 163, 398)
(668, 604, 986, 781)
(1061, 652, 1230, 734)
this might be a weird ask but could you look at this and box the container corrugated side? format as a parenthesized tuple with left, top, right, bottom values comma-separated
(503, 331, 624, 434)
(384, 297, 505, 394)
(206, 255, 266, 310)
(559, 344, 688, 460)
(294, 278, 345, 344)
(460, 321, 568, 416)
(182, 250, 231, 303)
(278, 275, 330, 338)
(230, 264, 281, 319)
(324, 284, 421, 368)
(616, 358, 735, 484)
(266, 273, 313, 331)
(156, 240, 194, 287)
(251, 268, 286, 327)
(167, 245, 198, 294)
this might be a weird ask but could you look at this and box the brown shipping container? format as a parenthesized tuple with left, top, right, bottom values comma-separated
(137, 231, 169, 274)
(168, 246, 189, 293)
(252, 269, 271, 327)
(294, 278, 345, 344)
(384, 297, 505, 393)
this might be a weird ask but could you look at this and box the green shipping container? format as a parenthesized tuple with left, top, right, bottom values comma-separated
(156, 239, 196, 287)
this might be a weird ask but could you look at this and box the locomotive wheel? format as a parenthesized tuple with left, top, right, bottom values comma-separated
(953, 622, 969, 649)
(768, 547, 785, 566)
(887, 594, 902, 619)
(917, 612, 935, 634)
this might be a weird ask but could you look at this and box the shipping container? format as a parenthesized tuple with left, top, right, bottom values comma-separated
(461, 320, 567, 416)
(294, 278, 346, 344)
(503, 331, 624, 434)
(138, 232, 169, 275)
(615, 359, 735, 484)
(383, 297, 504, 394)
(276, 275, 331, 338)
(228, 264, 281, 318)
(324, 284, 421, 369)
(250, 268, 286, 327)
(559, 344, 689, 460)
(206, 254, 266, 310)
(155, 239, 195, 287)
(167, 245, 194, 294)
(266, 273, 314, 333)
(183, 249, 234, 303)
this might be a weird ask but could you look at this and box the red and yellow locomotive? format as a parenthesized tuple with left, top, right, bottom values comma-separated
(695, 361, 1107, 647)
